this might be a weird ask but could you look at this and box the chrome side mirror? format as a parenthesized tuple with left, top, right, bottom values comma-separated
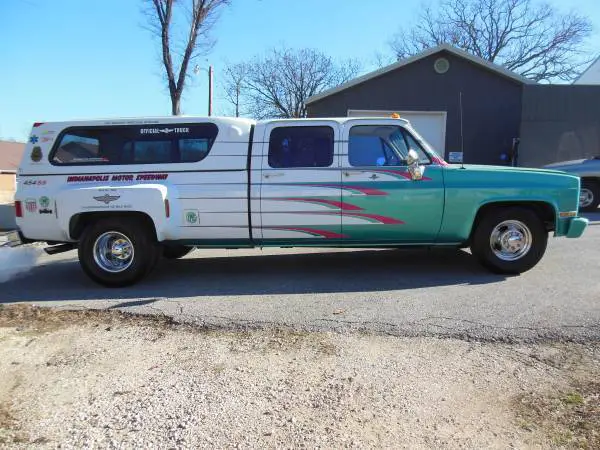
(406, 149, 424, 180)
(406, 149, 419, 166)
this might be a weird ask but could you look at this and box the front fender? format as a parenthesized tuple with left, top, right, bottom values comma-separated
(439, 193, 561, 243)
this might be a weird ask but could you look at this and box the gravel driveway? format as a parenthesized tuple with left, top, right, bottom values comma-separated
(1, 306, 598, 449)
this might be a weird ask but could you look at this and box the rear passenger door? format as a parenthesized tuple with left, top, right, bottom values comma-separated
(259, 122, 343, 243)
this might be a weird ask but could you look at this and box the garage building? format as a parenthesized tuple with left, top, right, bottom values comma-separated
(307, 44, 600, 168)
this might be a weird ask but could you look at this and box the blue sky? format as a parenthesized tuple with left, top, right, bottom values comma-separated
(1, 0, 599, 141)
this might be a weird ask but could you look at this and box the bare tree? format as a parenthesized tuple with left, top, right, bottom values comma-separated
(221, 62, 249, 117)
(390, 0, 593, 82)
(223, 48, 360, 119)
(145, 0, 230, 115)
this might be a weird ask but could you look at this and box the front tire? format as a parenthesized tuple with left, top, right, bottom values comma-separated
(78, 218, 160, 287)
(579, 180, 600, 212)
(470, 207, 548, 274)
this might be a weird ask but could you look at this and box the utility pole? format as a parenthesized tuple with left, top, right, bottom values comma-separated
(208, 65, 213, 117)
(194, 63, 214, 117)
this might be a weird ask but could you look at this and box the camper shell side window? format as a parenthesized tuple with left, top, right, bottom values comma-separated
(49, 123, 218, 166)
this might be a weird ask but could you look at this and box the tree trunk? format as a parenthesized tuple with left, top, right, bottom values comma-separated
(171, 95, 181, 116)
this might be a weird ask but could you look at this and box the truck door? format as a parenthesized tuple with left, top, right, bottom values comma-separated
(258, 121, 343, 244)
(340, 121, 445, 243)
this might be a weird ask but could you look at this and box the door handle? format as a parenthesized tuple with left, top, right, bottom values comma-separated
(369, 174, 380, 180)
(264, 172, 284, 179)
(343, 171, 360, 177)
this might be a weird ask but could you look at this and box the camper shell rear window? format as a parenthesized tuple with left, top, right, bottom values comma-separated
(50, 123, 219, 165)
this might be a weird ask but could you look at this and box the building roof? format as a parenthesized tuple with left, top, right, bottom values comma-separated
(306, 44, 536, 105)
(0, 141, 25, 172)
(574, 56, 600, 85)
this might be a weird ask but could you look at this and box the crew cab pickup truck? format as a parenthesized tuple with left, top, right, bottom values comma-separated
(15, 116, 588, 287)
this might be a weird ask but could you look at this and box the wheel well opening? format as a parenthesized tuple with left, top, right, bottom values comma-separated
(69, 212, 157, 241)
(470, 202, 556, 240)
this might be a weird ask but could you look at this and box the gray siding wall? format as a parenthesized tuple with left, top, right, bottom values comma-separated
(519, 85, 600, 167)
(307, 51, 523, 165)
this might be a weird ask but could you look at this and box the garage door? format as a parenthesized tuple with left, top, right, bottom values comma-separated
(347, 110, 447, 154)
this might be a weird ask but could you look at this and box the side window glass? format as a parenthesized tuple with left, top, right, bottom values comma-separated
(51, 123, 219, 165)
(268, 126, 334, 168)
(349, 126, 403, 167)
(133, 140, 173, 164)
(52, 133, 102, 164)
(177, 123, 218, 163)
(348, 125, 432, 167)
(180, 138, 210, 163)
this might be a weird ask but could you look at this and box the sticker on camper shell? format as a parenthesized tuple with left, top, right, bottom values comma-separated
(25, 199, 37, 213)
(66, 173, 168, 183)
(93, 194, 121, 205)
(39, 196, 50, 209)
(140, 127, 190, 135)
(23, 179, 47, 186)
(184, 210, 199, 225)
(30, 146, 43, 162)
(29, 135, 39, 144)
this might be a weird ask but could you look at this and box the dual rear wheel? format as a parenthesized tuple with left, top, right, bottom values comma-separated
(78, 218, 192, 287)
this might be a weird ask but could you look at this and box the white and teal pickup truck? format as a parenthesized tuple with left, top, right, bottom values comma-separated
(15, 116, 587, 286)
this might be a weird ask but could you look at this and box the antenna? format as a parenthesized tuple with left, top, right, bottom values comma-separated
(459, 91, 465, 169)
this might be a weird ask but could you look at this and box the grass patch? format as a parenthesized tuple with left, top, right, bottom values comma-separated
(563, 392, 585, 406)
(0, 402, 28, 444)
(0, 304, 181, 334)
(515, 380, 600, 449)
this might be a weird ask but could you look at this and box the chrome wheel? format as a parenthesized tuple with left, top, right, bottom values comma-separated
(93, 231, 134, 273)
(489, 220, 532, 261)
(580, 188, 594, 208)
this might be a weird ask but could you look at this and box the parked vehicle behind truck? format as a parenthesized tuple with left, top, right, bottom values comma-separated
(544, 156, 600, 212)
(15, 116, 587, 286)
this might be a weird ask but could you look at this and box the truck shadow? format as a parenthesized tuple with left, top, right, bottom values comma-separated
(1, 248, 506, 303)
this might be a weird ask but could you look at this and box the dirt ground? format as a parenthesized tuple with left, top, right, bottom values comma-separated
(0, 305, 598, 449)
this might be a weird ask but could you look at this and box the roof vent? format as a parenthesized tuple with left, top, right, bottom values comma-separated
(434, 57, 450, 74)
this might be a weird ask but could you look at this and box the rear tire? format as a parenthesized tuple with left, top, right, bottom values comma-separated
(580, 180, 600, 212)
(470, 207, 548, 274)
(78, 218, 160, 287)
(163, 245, 194, 259)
